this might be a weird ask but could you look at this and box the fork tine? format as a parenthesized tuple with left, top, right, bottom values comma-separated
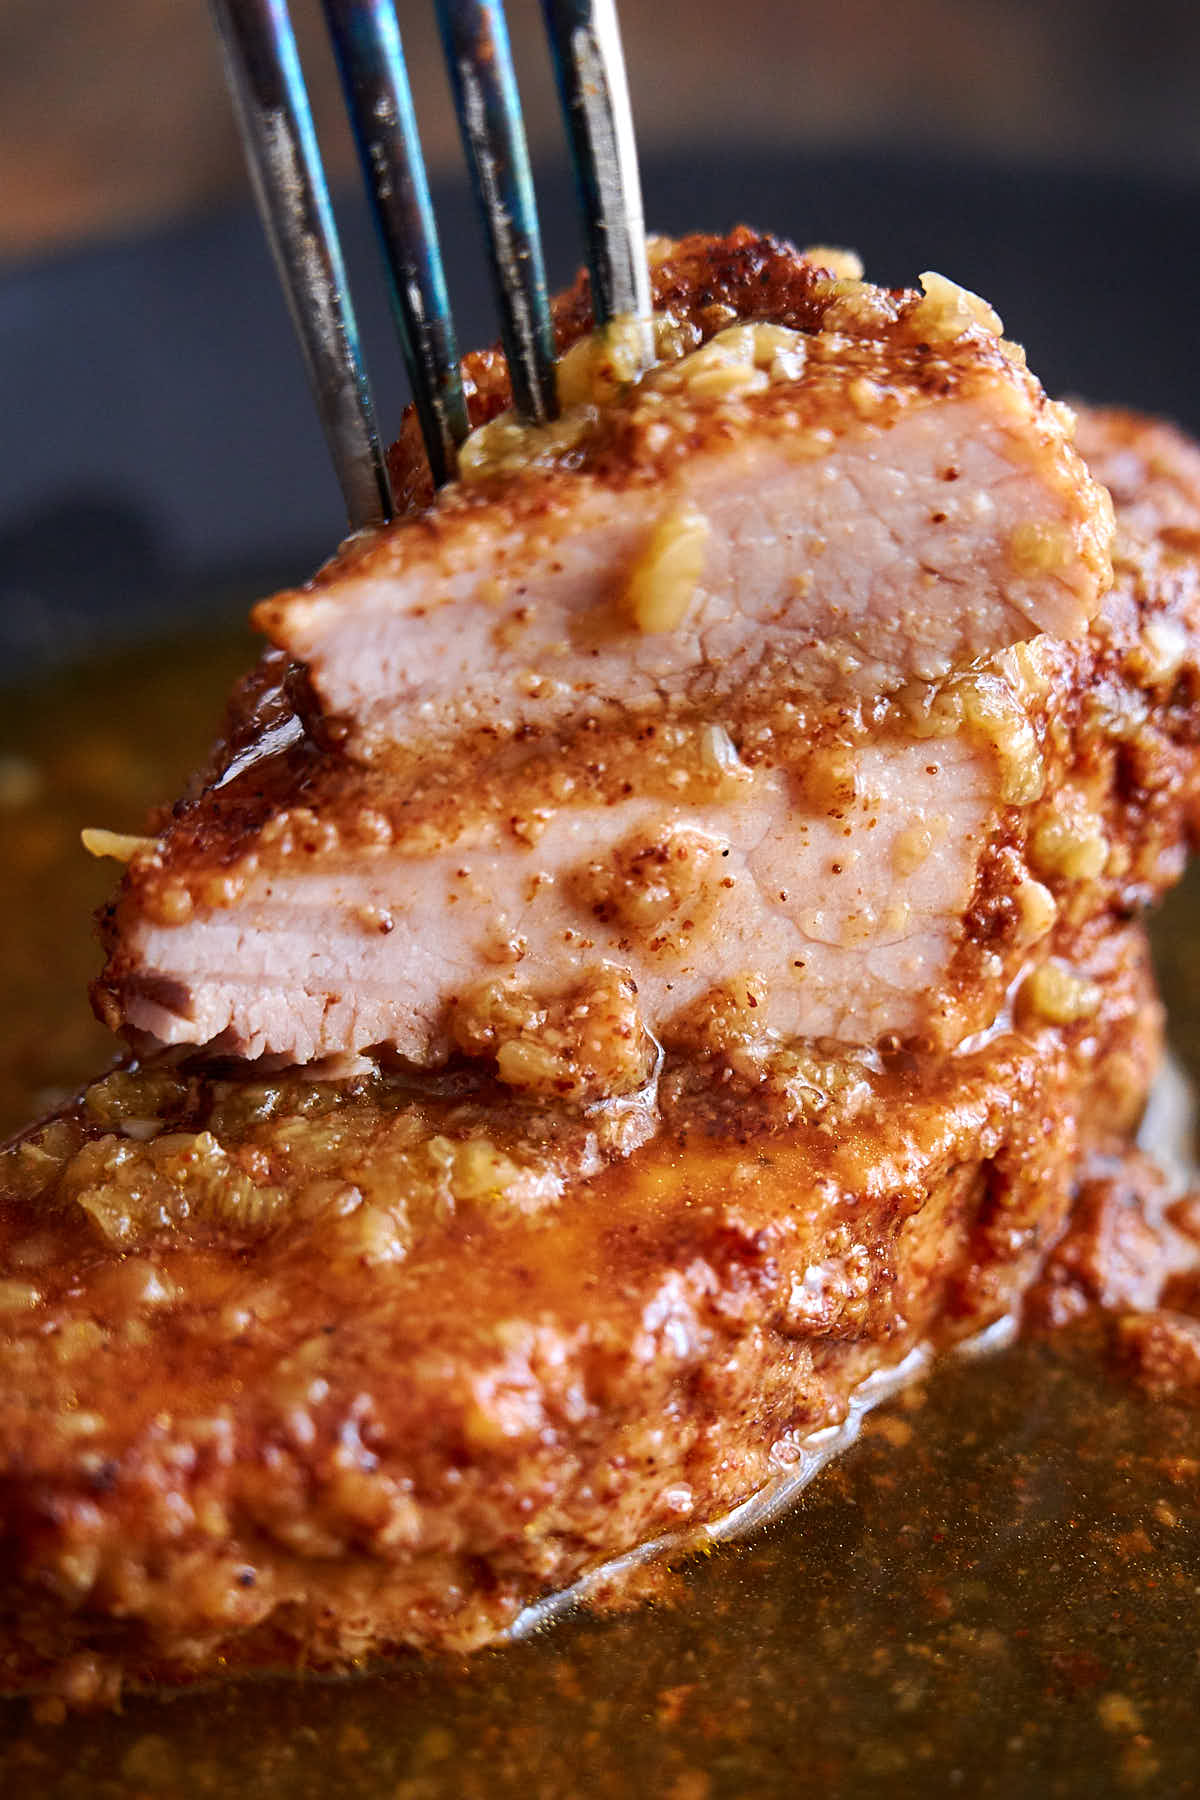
(540, 0, 650, 327)
(322, 1, 470, 487)
(434, 0, 558, 425)
(210, 0, 393, 529)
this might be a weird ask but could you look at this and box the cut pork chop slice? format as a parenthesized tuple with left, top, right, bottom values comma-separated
(94, 407, 1200, 1074)
(100, 722, 1002, 1069)
(257, 231, 1113, 755)
(90, 233, 1117, 1073)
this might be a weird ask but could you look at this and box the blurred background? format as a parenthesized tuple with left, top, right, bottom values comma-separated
(3, 0, 1200, 658)
(7, 0, 1200, 258)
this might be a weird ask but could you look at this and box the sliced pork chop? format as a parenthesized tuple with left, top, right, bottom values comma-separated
(93, 408, 1200, 1074)
(99, 727, 1000, 1068)
(90, 236, 1121, 1072)
(257, 230, 1113, 755)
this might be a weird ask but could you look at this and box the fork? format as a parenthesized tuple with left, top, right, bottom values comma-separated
(208, 0, 649, 527)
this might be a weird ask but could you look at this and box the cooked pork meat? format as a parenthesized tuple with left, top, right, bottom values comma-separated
(99, 723, 1004, 1067)
(95, 230, 1121, 1070)
(4, 329, 1200, 1696)
(96, 391, 1188, 1072)
(92, 231, 1121, 1068)
(259, 232, 1112, 752)
(0, 911, 1167, 1696)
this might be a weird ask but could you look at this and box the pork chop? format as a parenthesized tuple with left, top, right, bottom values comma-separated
(0, 907, 1167, 1698)
(1, 404, 1198, 1702)
(92, 232, 1127, 1071)
(260, 230, 1112, 752)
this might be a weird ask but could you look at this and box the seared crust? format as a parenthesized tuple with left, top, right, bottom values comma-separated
(385, 228, 881, 514)
(377, 227, 1095, 518)
(948, 405, 1200, 1001)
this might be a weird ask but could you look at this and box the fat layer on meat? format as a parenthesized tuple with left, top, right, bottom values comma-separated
(94, 407, 1200, 1074)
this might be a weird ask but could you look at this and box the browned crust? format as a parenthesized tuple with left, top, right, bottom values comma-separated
(945, 406, 1200, 1011)
(383, 226, 895, 515)
(378, 226, 1029, 516)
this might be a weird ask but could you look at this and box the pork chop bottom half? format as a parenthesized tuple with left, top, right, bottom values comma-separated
(0, 904, 1170, 1699)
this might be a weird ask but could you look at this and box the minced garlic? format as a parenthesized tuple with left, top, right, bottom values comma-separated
(802, 246, 865, 281)
(81, 827, 155, 864)
(957, 675, 1045, 804)
(1013, 878, 1057, 946)
(697, 722, 756, 795)
(645, 321, 808, 398)
(910, 271, 1003, 342)
(814, 279, 900, 335)
(555, 312, 655, 409)
(1009, 520, 1072, 578)
(624, 502, 710, 633)
(1030, 809, 1110, 884)
(1021, 959, 1102, 1025)
(891, 816, 948, 878)
(458, 312, 813, 487)
(458, 404, 600, 484)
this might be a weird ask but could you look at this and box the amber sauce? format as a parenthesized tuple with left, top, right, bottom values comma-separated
(3, 628, 1200, 1797)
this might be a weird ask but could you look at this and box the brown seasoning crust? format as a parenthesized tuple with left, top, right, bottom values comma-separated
(376, 227, 1070, 515)
(948, 405, 1200, 1009)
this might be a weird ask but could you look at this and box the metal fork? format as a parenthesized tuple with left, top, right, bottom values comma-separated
(209, 0, 649, 528)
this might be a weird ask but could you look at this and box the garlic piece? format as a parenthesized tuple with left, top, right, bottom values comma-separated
(624, 503, 710, 634)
